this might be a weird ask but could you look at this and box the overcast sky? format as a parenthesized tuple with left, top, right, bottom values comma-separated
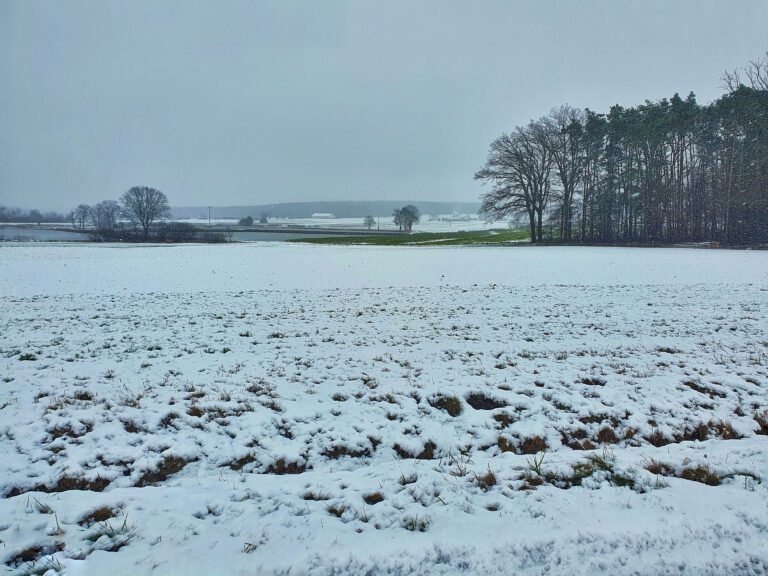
(1, 0, 767, 211)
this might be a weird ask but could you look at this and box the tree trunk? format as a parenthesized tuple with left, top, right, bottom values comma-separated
(536, 210, 543, 242)
(528, 210, 537, 243)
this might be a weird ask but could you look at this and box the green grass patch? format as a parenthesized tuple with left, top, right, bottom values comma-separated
(288, 228, 529, 246)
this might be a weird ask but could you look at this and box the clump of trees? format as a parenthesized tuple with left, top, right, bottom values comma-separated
(89, 200, 121, 231)
(393, 205, 420, 232)
(239, 213, 269, 225)
(476, 53, 768, 245)
(70, 186, 230, 243)
(73, 186, 170, 241)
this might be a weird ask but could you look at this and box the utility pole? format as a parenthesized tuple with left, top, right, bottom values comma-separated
(208, 206, 211, 228)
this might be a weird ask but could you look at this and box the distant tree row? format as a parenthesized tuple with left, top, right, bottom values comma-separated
(476, 53, 768, 244)
(0, 206, 67, 224)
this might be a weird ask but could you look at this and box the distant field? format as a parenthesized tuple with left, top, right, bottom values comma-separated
(179, 216, 503, 234)
(291, 228, 529, 245)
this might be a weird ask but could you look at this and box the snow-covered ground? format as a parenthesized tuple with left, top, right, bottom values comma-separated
(1, 244, 767, 575)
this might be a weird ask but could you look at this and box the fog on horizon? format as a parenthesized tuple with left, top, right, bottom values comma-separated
(1, 0, 767, 212)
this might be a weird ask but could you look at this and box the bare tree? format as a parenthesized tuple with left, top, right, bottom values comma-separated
(476, 120, 553, 242)
(363, 215, 375, 230)
(120, 186, 171, 240)
(723, 51, 768, 92)
(392, 208, 404, 231)
(543, 105, 585, 241)
(91, 200, 121, 230)
(74, 204, 91, 229)
(101, 200, 121, 230)
(476, 131, 535, 240)
(524, 120, 554, 240)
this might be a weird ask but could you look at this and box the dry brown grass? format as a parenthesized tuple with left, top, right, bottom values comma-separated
(473, 466, 497, 491)
(228, 453, 258, 471)
(394, 441, 437, 460)
(265, 458, 307, 475)
(679, 465, 721, 486)
(6, 542, 65, 568)
(520, 435, 548, 454)
(135, 456, 193, 487)
(362, 491, 385, 505)
(465, 392, 507, 410)
(428, 395, 463, 417)
(322, 445, 371, 460)
(79, 506, 117, 527)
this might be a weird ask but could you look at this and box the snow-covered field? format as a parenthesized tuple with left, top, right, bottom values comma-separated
(271, 216, 500, 233)
(181, 215, 499, 233)
(1, 244, 767, 575)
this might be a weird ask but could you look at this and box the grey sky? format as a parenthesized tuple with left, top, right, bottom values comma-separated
(1, 0, 767, 211)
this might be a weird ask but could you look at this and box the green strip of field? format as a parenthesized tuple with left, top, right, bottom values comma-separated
(288, 228, 529, 246)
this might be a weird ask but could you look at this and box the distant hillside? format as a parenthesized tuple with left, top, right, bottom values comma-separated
(172, 201, 480, 220)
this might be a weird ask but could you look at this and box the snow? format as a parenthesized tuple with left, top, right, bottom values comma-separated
(0, 243, 767, 575)
(1, 243, 766, 296)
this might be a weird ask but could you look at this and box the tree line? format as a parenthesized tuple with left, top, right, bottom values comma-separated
(476, 53, 768, 245)
(0, 206, 68, 224)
